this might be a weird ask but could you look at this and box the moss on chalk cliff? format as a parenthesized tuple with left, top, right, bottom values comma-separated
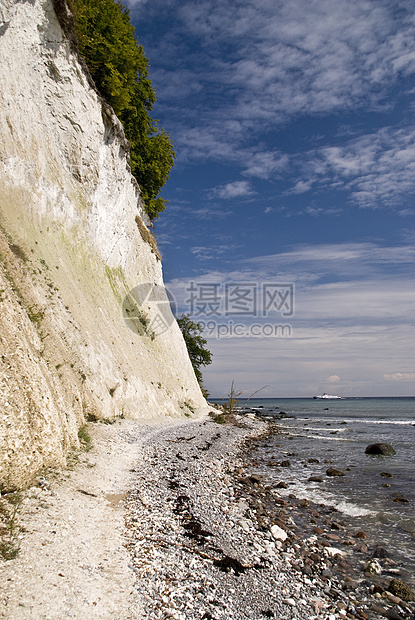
(104, 265, 128, 305)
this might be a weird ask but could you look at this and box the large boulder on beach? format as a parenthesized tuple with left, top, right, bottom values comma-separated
(365, 443, 396, 456)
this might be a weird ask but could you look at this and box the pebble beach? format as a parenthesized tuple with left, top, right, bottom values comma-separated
(1, 413, 414, 619)
(124, 413, 415, 620)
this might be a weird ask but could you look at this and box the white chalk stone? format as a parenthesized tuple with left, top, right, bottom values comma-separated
(270, 524, 288, 541)
(325, 546, 345, 557)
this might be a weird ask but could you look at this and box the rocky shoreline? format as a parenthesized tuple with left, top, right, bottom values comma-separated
(123, 414, 415, 620)
(1, 414, 414, 619)
(240, 422, 415, 620)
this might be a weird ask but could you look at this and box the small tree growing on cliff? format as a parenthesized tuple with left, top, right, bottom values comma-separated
(177, 314, 212, 397)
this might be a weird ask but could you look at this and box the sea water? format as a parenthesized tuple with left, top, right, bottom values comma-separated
(216, 397, 415, 583)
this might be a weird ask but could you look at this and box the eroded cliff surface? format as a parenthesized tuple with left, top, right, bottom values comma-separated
(0, 0, 208, 490)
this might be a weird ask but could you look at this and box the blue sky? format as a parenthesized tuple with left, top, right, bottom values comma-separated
(126, 0, 415, 398)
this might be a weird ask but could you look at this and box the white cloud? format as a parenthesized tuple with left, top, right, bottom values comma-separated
(279, 204, 342, 217)
(190, 244, 239, 261)
(137, 0, 415, 180)
(245, 241, 415, 273)
(192, 208, 233, 219)
(212, 180, 255, 199)
(177, 126, 239, 163)
(176, 127, 289, 181)
(281, 125, 415, 209)
(242, 150, 289, 179)
(166, 240, 415, 396)
(327, 375, 340, 383)
(177, 0, 415, 122)
(321, 127, 415, 208)
(289, 180, 314, 194)
(383, 372, 415, 382)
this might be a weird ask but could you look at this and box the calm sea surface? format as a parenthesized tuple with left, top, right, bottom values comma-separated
(213, 397, 415, 583)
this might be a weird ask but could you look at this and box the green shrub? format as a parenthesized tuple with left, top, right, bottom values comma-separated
(78, 425, 92, 451)
(177, 315, 212, 393)
(73, 0, 175, 220)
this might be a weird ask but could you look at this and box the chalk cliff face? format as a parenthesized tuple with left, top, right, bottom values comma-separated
(0, 0, 208, 490)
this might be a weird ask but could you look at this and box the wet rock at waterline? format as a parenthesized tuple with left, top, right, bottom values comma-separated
(326, 467, 346, 477)
(365, 443, 396, 456)
(308, 475, 324, 482)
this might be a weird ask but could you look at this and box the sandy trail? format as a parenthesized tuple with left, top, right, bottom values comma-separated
(0, 418, 191, 620)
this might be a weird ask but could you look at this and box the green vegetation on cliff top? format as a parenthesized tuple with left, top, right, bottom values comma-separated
(73, 0, 175, 220)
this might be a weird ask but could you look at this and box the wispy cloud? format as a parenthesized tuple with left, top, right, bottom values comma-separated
(192, 207, 234, 219)
(128, 0, 415, 216)
(289, 180, 314, 195)
(212, 180, 255, 199)
(191, 246, 225, 261)
(242, 150, 289, 179)
(135, 0, 415, 148)
(280, 125, 415, 210)
(167, 241, 415, 317)
(190, 244, 240, 261)
(384, 372, 415, 382)
(303, 206, 342, 216)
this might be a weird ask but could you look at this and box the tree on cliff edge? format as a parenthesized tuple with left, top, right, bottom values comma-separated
(177, 315, 212, 398)
(73, 0, 175, 220)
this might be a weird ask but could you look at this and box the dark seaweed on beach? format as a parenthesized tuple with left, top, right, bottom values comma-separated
(213, 555, 246, 575)
(183, 517, 213, 543)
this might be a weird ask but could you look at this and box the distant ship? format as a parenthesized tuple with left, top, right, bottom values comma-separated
(313, 393, 344, 400)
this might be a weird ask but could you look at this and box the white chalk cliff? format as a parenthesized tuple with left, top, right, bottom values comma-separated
(0, 0, 209, 489)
